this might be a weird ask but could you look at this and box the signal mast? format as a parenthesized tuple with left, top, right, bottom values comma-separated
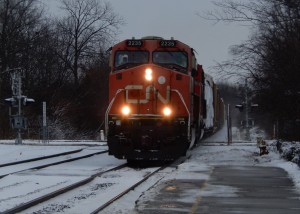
(4, 68, 34, 144)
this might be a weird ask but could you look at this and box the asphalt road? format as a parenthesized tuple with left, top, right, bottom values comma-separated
(137, 166, 300, 214)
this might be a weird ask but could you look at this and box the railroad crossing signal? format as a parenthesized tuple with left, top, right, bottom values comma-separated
(3, 68, 35, 144)
(22, 97, 35, 105)
(4, 96, 35, 107)
(235, 104, 244, 112)
(11, 115, 27, 130)
(4, 97, 17, 107)
(235, 103, 258, 112)
(235, 79, 260, 140)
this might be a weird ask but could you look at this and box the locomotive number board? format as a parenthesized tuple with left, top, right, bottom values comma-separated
(126, 40, 143, 47)
(159, 40, 177, 47)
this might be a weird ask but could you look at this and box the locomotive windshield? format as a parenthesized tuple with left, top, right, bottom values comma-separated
(114, 51, 149, 70)
(153, 51, 188, 72)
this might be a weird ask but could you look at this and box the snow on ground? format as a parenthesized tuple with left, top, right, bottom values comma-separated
(0, 146, 126, 213)
(0, 125, 299, 213)
(0, 139, 106, 164)
(0, 144, 83, 164)
(201, 125, 300, 191)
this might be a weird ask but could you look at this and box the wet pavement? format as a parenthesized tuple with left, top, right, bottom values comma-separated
(136, 166, 300, 213)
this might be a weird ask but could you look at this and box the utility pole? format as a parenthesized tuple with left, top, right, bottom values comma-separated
(245, 78, 250, 140)
(245, 79, 250, 140)
(12, 69, 23, 144)
(245, 79, 249, 128)
(227, 104, 232, 145)
(42, 102, 49, 143)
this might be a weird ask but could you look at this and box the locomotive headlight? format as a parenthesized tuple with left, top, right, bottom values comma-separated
(121, 106, 131, 116)
(163, 107, 172, 117)
(145, 68, 153, 81)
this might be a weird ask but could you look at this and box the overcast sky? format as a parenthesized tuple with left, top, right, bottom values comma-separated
(42, 0, 250, 77)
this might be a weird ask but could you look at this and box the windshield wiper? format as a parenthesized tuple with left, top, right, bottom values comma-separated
(156, 63, 187, 73)
(115, 63, 140, 70)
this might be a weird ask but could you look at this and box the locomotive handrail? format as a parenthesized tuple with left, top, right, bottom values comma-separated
(171, 89, 191, 141)
(105, 89, 125, 136)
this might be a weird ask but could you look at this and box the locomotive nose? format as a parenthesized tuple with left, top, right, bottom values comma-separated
(141, 135, 152, 147)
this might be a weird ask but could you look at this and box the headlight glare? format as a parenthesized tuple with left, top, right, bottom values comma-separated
(163, 107, 172, 116)
(145, 68, 153, 81)
(121, 106, 130, 116)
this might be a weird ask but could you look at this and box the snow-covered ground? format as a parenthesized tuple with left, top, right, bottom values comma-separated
(201, 125, 300, 190)
(102, 126, 300, 213)
(0, 125, 299, 213)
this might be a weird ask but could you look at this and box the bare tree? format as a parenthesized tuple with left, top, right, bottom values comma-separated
(0, 0, 46, 71)
(0, 0, 55, 138)
(200, 0, 300, 79)
(200, 0, 300, 139)
(56, 0, 123, 86)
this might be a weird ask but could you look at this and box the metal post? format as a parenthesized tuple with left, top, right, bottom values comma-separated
(245, 79, 249, 128)
(273, 124, 276, 139)
(276, 119, 279, 140)
(100, 130, 105, 141)
(227, 104, 232, 145)
(245, 79, 250, 140)
(15, 70, 22, 144)
(42, 102, 48, 143)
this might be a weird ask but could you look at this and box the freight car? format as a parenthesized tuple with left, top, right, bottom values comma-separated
(105, 36, 224, 161)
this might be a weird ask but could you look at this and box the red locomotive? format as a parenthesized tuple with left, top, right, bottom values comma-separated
(105, 36, 224, 161)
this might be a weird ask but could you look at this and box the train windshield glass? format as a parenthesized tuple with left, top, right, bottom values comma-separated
(153, 51, 188, 71)
(114, 51, 149, 70)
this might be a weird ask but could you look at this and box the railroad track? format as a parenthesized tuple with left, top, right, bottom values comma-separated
(90, 155, 191, 214)
(1, 155, 190, 214)
(0, 148, 108, 179)
(89, 164, 167, 214)
(1, 163, 127, 214)
(0, 148, 83, 167)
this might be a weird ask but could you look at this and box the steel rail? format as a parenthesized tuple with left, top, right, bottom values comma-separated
(90, 165, 166, 214)
(0, 150, 108, 179)
(1, 163, 127, 214)
(0, 148, 83, 168)
(90, 155, 192, 213)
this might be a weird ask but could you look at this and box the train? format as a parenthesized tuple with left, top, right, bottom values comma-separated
(105, 36, 224, 161)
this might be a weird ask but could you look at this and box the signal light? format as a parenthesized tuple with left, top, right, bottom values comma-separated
(23, 97, 35, 106)
(235, 104, 244, 112)
(4, 97, 35, 106)
(4, 97, 17, 107)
